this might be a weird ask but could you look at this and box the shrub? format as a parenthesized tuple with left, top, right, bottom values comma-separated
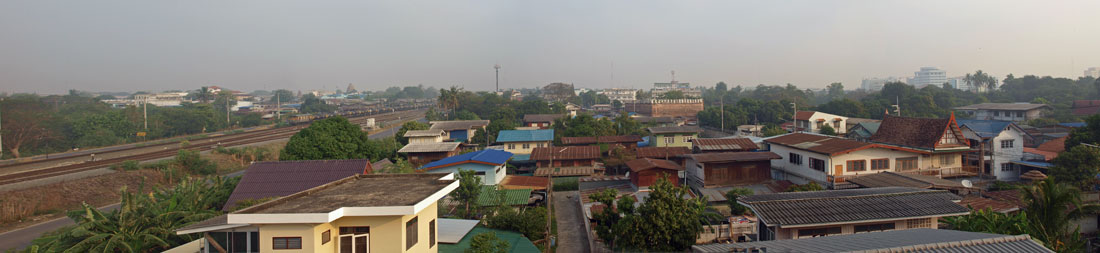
(111, 160, 140, 171)
(552, 177, 579, 191)
(176, 149, 217, 175)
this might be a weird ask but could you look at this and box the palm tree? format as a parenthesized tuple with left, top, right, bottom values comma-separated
(198, 86, 211, 103)
(1020, 178, 1100, 252)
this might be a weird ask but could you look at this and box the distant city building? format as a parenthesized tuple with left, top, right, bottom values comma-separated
(954, 103, 1053, 123)
(541, 82, 575, 102)
(1086, 67, 1100, 78)
(625, 99, 704, 119)
(859, 77, 905, 91)
(947, 77, 973, 91)
(907, 67, 948, 88)
(651, 80, 702, 98)
(597, 88, 637, 103)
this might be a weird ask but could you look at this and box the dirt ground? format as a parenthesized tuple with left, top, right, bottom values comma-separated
(0, 169, 169, 233)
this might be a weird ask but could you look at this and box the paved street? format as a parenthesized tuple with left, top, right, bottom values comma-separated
(553, 191, 590, 253)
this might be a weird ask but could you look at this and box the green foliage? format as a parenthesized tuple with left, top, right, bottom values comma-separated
(1066, 114, 1100, 149)
(785, 182, 824, 192)
(272, 89, 296, 103)
(725, 188, 754, 215)
(176, 149, 217, 175)
(377, 157, 416, 174)
(657, 90, 687, 99)
(1019, 178, 1100, 252)
(592, 178, 707, 251)
(819, 124, 837, 136)
(465, 232, 510, 253)
(552, 113, 616, 141)
(451, 170, 483, 219)
(761, 125, 787, 137)
(942, 208, 1030, 235)
(1049, 145, 1100, 190)
(395, 121, 431, 145)
(552, 177, 579, 191)
(111, 160, 141, 171)
(484, 206, 548, 241)
(281, 117, 384, 161)
(29, 176, 239, 252)
(299, 93, 337, 114)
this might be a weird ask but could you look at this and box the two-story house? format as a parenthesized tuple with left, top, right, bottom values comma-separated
(403, 129, 446, 144)
(647, 126, 703, 148)
(684, 151, 781, 188)
(765, 133, 928, 187)
(958, 120, 1028, 181)
(738, 187, 969, 241)
(869, 114, 975, 177)
(398, 142, 462, 166)
(177, 173, 459, 253)
(494, 129, 554, 155)
(522, 114, 566, 129)
(954, 103, 1053, 123)
(793, 111, 849, 134)
(221, 159, 374, 211)
(429, 120, 489, 143)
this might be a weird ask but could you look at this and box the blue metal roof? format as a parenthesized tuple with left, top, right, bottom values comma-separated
(495, 129, 554, 143)
(1059, 122, 1087, 128)
(1011, 160, 1053, 169)
(957, 120, 1015, 138)
(419, 149, 513, 170)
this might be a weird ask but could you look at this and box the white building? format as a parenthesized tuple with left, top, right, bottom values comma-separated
(953, 103, 1053, 123)
(598, 88, 637, 103)
(1086, 67, 1100, 78)
(907, 67, 947, 88)
(958, 120, 1028, 181)
(764, 133, 929, 187)
(859, 77, 906, 91)
(793, 111, 850, 134)
(946, 78, 973, 91)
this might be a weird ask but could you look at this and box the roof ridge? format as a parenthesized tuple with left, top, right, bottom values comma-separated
(750, 188, 947, 203)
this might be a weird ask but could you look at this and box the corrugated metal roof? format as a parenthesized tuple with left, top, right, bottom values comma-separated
(419, 149, 513, 170)
(847, 172, 965, 189)
(740, 187, 968, 227)
(403, 129, 445, 137)
(398, 142, 462, 153)
(477, 186, 532, 206)
(684, 151, 781, 163)
(562, 135, 644, 145)
(794, 111, 816, 121)
(765, 133, 874, 155)
(693, 138, 759, 151)
(221, 159, 371, 210)
(955, 103, 1052, 111)
(530, 146, 600, 160)
(429, 120, 490, 131)
(495, 129, 554, 143)
(626, 158, 684, 172)
(692, 228, 1051, 253)
(635, 147, 691, 158)
(647, 126, 703, 134)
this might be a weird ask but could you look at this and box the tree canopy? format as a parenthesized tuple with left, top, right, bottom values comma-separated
(281, 117, 392, 161)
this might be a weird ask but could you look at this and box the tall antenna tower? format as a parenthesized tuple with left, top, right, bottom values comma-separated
(494, 64, 501, 92)
(671, 70, 677, 83)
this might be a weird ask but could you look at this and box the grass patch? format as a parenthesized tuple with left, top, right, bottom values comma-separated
(552, 177, 579, 191)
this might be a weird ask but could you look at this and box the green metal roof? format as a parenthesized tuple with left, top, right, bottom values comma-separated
(438, 227, 541, 253)
(477, 186, 532, 206)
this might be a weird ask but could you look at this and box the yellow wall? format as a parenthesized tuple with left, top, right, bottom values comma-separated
(502, 141, 550, 154)
(653, 133, 696, 148)
(256, 202, 439, 253)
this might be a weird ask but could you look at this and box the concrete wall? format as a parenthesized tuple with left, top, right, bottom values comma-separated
(776, 217, 940, 240)
(427, 163, 505, 185)
(625, 99, 704, 118)
(990, 128, 1025, 181)
(261, 202, 440, 253)
(501, 141, 550, 154)
(770, 144, 937, 184)
(653, 133, 696, 148)
(409, 136, 443, 144)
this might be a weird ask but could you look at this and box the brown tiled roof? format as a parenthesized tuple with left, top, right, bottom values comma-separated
(685, 152, 781, 163)
(561, 135, 644, 145)
(795, 111, 816, 121)
(1037, 136, 1067, 153)
(626, 158, 684, 172)
(1024, 147, 1058, 161)
(870, 115, 963, 150)
(693, 138, 759, 151)
(500, 175, 549, 190)
(982, 190, 1024, 206)
(222, 159, 372, 210)
(530, 146, 600, 160)
(765, 133, 875, 155)
(534, 167, 596, 177)
(647, 126, 703, 134)
(740, 187, 968, 227)
(846, 172, 966, 189)
(635, 147, 691, 159)
(523, 114, 567, 123)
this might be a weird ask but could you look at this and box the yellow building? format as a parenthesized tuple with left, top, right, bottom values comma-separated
(647, 126, 702, 148)
(177, 173, 458, 253)
(494, 129, 554, 155)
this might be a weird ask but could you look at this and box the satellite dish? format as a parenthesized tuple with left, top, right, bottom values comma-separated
(961, 180, 973, 188)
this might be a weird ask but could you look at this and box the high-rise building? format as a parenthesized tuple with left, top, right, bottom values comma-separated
(946, 78, 973, 91)
(907, 67, 947, 88)
(860, 77, 906, 91)
(597, 88, 637, 103)
(1085, 67, 1100, 78)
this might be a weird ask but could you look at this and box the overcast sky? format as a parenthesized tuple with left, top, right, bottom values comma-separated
(2, 0, 1098, 94)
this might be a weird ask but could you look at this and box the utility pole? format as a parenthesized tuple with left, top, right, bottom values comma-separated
(790, 102, 798, 132)
(142, 96, 148, 130)
(226, 97, 231, 127)
(1, 99, 4, 159)
(275, 92, 281, 119)
(494, 64, 501, 92)
(545, 141, 554, 253)
(720, 98, 725, 133)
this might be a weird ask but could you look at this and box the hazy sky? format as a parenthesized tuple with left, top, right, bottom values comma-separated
(2, 0, 1099, 94)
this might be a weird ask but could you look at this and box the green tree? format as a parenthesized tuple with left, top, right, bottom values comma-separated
(761, 125, 787, 137)
(394, 121, 430, 145)
(657, 90, 686, 99)
(450, 169, 482, 219)
(819, 124, 837, 136)
(272, 89, 296, 103)
(1066, 114, 1100, 149)
(465, 232, 510, 253)
(594, 178, 707, 251)
(299, 93, 337, 114)
(1048, 145, 1100, 190)
(826, 82, 844, 100)
(484, 206, 548, 241)
(281, 117, 372, 160)
(1020, 178, 1100, 252)
(964, 70, 998, 92)
(725, 188, 754, 215)
(786, 182, 824, 192)
(942, 208, 1030, 235)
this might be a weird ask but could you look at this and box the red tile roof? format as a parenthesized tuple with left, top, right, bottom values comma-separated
(1024, 147, 1058, 161)
(693, 138, 759, 151)
(626, 158, 684, 172)
(500, 175, 549, 190)
(635, 147, 691, 159)
(685, 152, 782, 163)
(1072, 100, 1100, 116)
(795, 111, 816, 121)
(560, 136, 598, 145)
(1037, 136, 1066, 153)
(765, 133, 876, 155)
(222, 159, 372, 211)
(530, 146, 601, 160)
(870, 115, 964, 150)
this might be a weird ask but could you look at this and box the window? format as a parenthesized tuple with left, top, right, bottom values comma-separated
(272, 237, 302, 250)
(940, 130, 958, 145)
(907, 218, 932, 228)
(855, 223, 896, 233)
(796, 227, 841, 238)
(665, 136, 674, 144)
(683, 135, 694, 143)
(322, 230, 331, 245)
(522, 143, 530, 149)
(1016, 111, 1024, 117)
(789, 153, 803, 165)
(1001, 163, 1013, 171)
(846, 160, 866, 172)
(406, 217, 419, 250)
(429, 219, 437, 247)
(833, 121, 841, 129)
(339, 227, 369, 253)
(871, 159, 890, 170)
(507, 144, 515, 149)
(537, 143, 544, 148)
(940, 154, 954, 166)
(809, 158, 826, 172)
(897, 157, 918, 170)
(1000, 139, 1015, 149)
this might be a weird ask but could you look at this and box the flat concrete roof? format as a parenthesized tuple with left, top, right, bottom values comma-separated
(238, 173, 455, 214)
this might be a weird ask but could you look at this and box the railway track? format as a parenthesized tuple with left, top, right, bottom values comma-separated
(0, 110, 424, 186)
